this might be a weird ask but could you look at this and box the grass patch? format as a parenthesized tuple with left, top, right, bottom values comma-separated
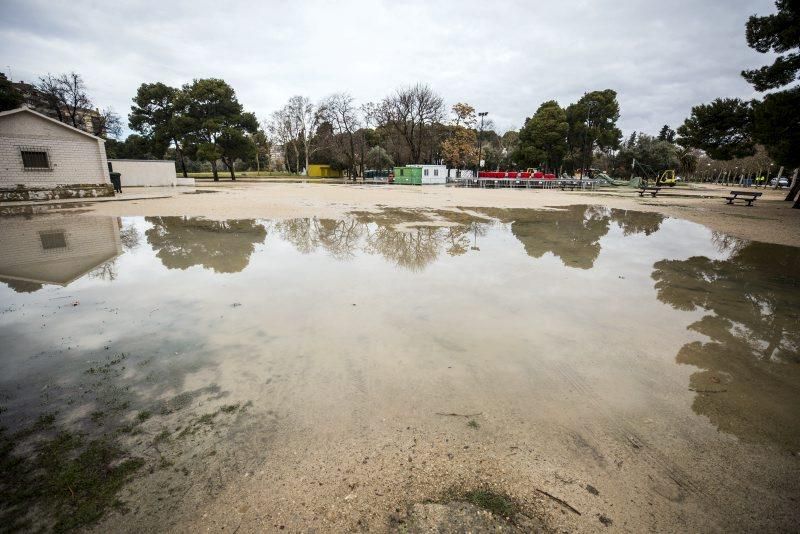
(136, 411, 152, 422)
(467, 419, 480, 429)
(461, 490, 516, 517)
(153, 429, 170, 444)
(0, 427, 144, 532)
(220, 403, 240, 414)
(196, 412, 217, 425)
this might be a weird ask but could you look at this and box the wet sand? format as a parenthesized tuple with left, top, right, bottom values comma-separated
(21, 181, 800, 247)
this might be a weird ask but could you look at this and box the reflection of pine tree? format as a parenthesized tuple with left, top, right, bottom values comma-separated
(145, 217, 267, 273)
(609, 209, 664, 236)
(481, 205, 616, 269)
(652, 242, 800, 448)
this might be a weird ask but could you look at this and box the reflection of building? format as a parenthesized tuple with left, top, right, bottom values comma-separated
(0, 107, 114, 201)
(0, 216, 122, 289)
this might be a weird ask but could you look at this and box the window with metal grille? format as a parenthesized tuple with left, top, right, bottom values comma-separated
(21, 150, 50, 170)
(40, 231, 67, 250)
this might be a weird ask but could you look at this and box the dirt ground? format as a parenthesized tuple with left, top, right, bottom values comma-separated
(23, 182, 799, 247)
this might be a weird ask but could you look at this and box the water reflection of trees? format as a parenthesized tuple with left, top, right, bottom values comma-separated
(89, 221, 142, 282)
(609, 209, 664, 237)
(145, 217, 267, 273)
(275, 212, 487, 271)
(277, 218, 366, 260)
(479, 206, 664, 269)
(652, 242, 800, 448)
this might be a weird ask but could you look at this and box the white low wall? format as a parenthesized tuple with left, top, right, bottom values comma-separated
(108, 159, 176, 187)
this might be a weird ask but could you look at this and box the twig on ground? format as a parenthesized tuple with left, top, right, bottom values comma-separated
(535, 489, 581, 515)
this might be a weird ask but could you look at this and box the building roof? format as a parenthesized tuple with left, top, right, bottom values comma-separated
(0, 106, 105, 142)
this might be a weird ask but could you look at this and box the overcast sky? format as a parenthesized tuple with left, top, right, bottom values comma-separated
(0, 0, 777, 136)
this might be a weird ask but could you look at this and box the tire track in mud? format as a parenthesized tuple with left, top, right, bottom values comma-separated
(550, 360, 707, 502)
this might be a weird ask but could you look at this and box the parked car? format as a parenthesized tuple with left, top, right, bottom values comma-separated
(770, 176, 790, 187)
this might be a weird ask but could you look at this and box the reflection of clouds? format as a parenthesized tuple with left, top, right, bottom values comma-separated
(652, 242, 800, 448)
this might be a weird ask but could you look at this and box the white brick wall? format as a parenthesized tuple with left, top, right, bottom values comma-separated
(0, 110, 110, 189)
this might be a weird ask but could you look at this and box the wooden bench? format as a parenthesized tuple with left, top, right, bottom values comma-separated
(638, 186, 661, 197)
(725, 190, 762, 206)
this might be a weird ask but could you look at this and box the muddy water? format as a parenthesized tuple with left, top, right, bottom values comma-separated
(0, 206, 798, 532)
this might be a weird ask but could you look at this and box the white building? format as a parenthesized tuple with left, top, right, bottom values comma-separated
(0, 107, 113, 201)
(416, 164, 447, 184)
(107, 159, 188, 187)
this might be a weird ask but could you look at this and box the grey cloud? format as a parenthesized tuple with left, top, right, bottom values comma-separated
(0, 0, 775, 136)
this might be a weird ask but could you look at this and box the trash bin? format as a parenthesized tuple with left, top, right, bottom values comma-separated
(110, 172, 122, 193)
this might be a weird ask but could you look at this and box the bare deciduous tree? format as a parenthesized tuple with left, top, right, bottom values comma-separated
(37, 72, 92, 130)
(289, 95, 326, 175)
(377, 84, 445, 163)
(322, 92, 361, 178)
(267, 105, 301, 173)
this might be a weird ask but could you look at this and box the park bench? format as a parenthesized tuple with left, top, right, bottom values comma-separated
(725, 190, 762, 206)
(638, 186, 661, 197)
(560, 182, 578, 191)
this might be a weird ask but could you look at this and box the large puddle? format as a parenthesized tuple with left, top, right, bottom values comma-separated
(0, 206, 798, 531)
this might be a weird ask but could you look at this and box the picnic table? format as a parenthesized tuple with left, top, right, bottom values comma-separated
(725, 190, 762, 206)
(638, 186, 661, 197)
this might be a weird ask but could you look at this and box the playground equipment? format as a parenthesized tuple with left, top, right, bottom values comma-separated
(656, 170, 677, 186)
(591, 170, 642, 188)
(631, 159, 677, 187)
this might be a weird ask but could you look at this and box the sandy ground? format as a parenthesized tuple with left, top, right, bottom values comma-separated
(15, 182, 798, 247)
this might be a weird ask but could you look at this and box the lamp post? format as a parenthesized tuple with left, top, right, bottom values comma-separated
(476, 111, 488, 177)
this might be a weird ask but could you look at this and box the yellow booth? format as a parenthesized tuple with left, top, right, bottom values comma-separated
(307, 164, 342, 178)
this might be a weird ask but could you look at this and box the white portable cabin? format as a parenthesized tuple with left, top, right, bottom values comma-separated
(409, 164, 447, 184)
